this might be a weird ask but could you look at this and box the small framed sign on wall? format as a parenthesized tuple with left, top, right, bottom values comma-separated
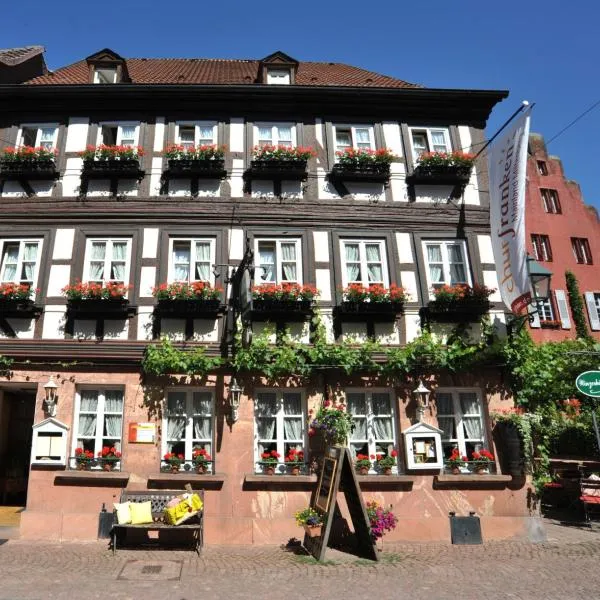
(128, 422, 156, 444)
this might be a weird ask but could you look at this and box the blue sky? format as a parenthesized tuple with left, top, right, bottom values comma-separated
(3, 0, 599, 208)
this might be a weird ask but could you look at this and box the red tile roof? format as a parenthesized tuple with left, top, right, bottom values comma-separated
(26, 56, 420, 88)
(0, 46, 45, 66)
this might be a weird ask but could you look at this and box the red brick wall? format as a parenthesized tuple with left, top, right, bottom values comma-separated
(526, 134, 600, 342)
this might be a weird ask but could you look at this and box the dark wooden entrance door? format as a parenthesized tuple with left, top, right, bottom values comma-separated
(0, 391, 36, 506)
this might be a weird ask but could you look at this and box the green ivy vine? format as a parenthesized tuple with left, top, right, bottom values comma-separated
(566, 270, 592, 341)
(142, 338, 222, 377)
(0, 354, 13, 374)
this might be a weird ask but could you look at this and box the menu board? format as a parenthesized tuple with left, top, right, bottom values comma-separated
(315, 457, 337, 513)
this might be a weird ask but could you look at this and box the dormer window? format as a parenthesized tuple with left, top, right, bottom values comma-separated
(94, 67, 117, 84)
(267, 68, 291, 85)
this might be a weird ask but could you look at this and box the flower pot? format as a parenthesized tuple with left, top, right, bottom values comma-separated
(289, 465, 300, 476)
(103, 462, 115, 472)
(196, 464, 208, 475)
(358, 466, 369, 476)
(76, 462, 89, 471)
(451, 466, 461, 475)
(303, 525, 322, 538)
(170, 464, 180, 474)
(383, 467, 392, 476)
(475, 467, 488, 475)
(264, 466, 275, 476)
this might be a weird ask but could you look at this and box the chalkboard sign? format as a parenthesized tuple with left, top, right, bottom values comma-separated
(315, 457, 337, 513)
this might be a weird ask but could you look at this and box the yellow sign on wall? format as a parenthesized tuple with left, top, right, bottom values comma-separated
(128, 422, 156, 443)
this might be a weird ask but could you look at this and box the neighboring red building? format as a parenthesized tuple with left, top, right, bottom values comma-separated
(526, 133, 600, 341)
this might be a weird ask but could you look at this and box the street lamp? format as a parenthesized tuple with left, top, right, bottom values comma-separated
(43, 376, 59, 417)
(229, 377, 242, 424)
(413, 381, 430, 422)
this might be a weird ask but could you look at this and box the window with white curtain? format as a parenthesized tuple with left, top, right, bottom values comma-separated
(266, 69, 291, 84)
(72, 388, 124, 460)
(340, 240, 388, 287)
(436, 389, 485, 461)
(255, 238, 301, 284)
(18, 124, 58, 150)
(98, 122, 139, 147)
(169, 238, 215, 283)
(347, 390, 396, 471)
(254, 123, 295, 147)
(175, 122, 216, 148)
(162, 389, 213, 471)
(0, 239, 42, 288)
(93, 67, 117, 84)
(333, 125, 374, 154)
(410, 127, 451, 161)
(423, 240, 470, 293)
(254, 390, 305, 472)
(83, 238, 131, 286)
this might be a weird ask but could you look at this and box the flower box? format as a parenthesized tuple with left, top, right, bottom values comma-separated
(82, 159, 144, 178)
(0, 159, 59, 180)
(540, 319, 562, 329)
(165, 159, 226, 178)
(329, 162, 390, 183)
(406, 164, 473, 186)
(0, 298, 42, 318)
(336, 301, 404, 322)
(244, 159, 308, 181)
(303, 524, 322, 538)
(154, 298, 222, 317)
(425, 300, 491, 323)
(66, 298, 134, 318)
(251, 298, 313, 321)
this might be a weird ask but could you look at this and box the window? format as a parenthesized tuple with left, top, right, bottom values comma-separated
(254, 390, 304, 471)
(572, 237, 593, 265)
(73, 388, 124, 459)
(409, 127, 451, 161)
(163, 389, 213, 471)
(341, 240, 388, 287)
(541, 189, 561, 214)
(255, 123, 295, 147)
(537, 161, 548, 176)
(0, 239, 42, 288)
(333, 125, 374, 154)
(18, 125, 58, 150)
(93, 67, 117, 84)
(531, 234, 552, 262)
(266, 69, 290, 85)
(536, 298, 554, 322)
(255, 238, 301, 284)
(175, 122, 216, 149)
(347, 390, 396, 470)
(98, 122, 139, 147)
(83, 238, 131, 286)
(169, 238, 215, 283)
(423, 240, 470, 291)
(436, 389, 485, 461)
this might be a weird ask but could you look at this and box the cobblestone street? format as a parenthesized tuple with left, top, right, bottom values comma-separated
(0, 520, 599, 599)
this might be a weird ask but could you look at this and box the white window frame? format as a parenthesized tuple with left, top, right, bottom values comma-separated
(266, 69, 291, 85)
(531, 234, 552, 262)
(572, 237, 593, 265)
(17, 123, 59, 150)
(0, 238, 43, 293)
(435, 388, 486, 462)
(71, 387, 125, 466)
(595, 293, 600, 315)
(346, 388, 397, 473)
(408, 126, 452, 162)
(332, 124, 375, 156)
(254, 388, 306, 473)
(175, 121, 217, 148)
(161, 388, 214, 471)
(253, 122, 296, 147)
(93, 67, 117, 84)
(340, 239, 389, 288)
(538, 298, 555, 322)
(422, 239, 471, 298)
(254, 238, 302, 285)
(168, 238, 216, 284)
(96, 121, 140, 147)
(83, 238, 132, 288)
(541, 188, 561, 214)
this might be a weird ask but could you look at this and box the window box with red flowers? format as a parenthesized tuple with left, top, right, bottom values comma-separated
(152, 282, 223, 317)
(406, 151, 475, 186)
(336, 284, 407, 323)
(162, 144, 227, 179)
(245, 145, 316, 182)
(0, 283, 43, 328)
(62, 281, 136, 319)
(0, 146, 59, 180)
(425, 284, 493, 323)
(540, 319, 562, 329)
(250, 283, 318, 322)
(259, 450, 281, 475)
(469, 449, 495, 474)
(329, 148, 395, 183)
(79, 145, 145, 177)
(284, 448, 305, 475)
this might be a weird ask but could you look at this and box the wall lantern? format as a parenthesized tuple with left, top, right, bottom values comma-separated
(229, 377, 242, 424)
(413, 380, 431, 422)
(43, 376, 59, 417)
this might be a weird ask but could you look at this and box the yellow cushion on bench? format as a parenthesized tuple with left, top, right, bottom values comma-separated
(164, 493, 203, 526)
(114, 501, 132, 525)
(129, 501, 153, 525)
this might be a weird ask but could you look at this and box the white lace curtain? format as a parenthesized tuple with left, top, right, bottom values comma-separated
(78, 391, 98, 437)
(110, 242, 127, 282)
(427, 245, 443, 284)
(281, 243, 296, 282)
(276, 126, 292, 146)
(173, 244, 190, 280)
(345, 244, 361, 283)
(104, 391, 123, 438)
(372, 393, 392, 440)
(89, 242, 106, 281)
(199, 125, 214, 144)
(256, 393, 277, 440)
(460, 393, 483, 440)
(448, 245, 467, 284)
(258, 245, 275, 282)
(22, 243, 38, 282)
(194, 242, 211, 281)
(365, 244, 382, 283)
(283, 393, 302, 441)
(1, 244, 19, 281)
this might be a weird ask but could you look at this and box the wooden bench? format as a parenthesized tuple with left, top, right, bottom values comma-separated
(112, 490, 204, 555)
(580, 477, 600, 523)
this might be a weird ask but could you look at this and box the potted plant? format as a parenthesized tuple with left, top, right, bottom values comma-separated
(163, 452, 184, 473)
(410, 151, 476, 185)
(309, 400, 355, 447)
(62, 281, 131, 302)
(340, 284, 407, 313)
(251, 145, 315, 167)
(261, 450, 280, 475)
(74, 447, 95, 471)
(0, 283, 37, 304)
(0, 146, 58, 177)
(355, 454, 373, 475)
(366, 500, 397, 548)
(294, 507, 324, 538)
(332, 148, 396, 179)
(97, 446, 121, 472)
(446, 448, 467, 474)
(152, 282, 223, 315)
(251, 283, 318, 320)
(375, 449, 398, 475)
(428, 284, 494, 320)
(162, 144, 227, 176)
(192, 447, 212, 474)
(470, 449, 495, 474)
(285, 448, 304, 475)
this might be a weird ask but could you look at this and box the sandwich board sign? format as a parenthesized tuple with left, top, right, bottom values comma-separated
(304, 445, 377, 562)
(575, 371, 600, 398)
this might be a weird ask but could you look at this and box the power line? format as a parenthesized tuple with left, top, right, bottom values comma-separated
(545, 97, 600, 146)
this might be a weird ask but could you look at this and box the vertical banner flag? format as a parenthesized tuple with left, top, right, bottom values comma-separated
(488, 107, 532, 314)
